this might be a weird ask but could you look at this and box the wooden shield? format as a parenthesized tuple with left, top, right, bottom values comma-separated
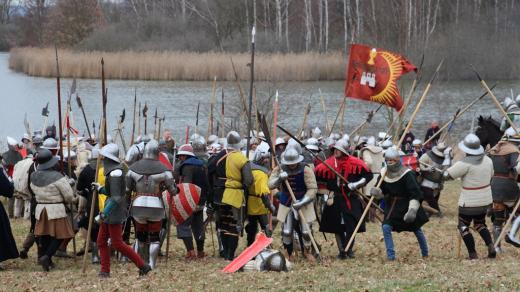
(169, 183, 201, 225)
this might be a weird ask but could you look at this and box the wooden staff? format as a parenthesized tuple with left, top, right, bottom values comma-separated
(76, 95, 92, 140)
(245, 26, 255, 158)
(319, 89, 331, 133)
(220, 88, 225, 138)
(54, 46, 64, 170)
(343, 59, 444, 254)
(130, 89, 137, 145)
(297, 102, 311, 139)
(82, 58, 109, 273)
(424, 85, 496, 145)
(206, 76, 217, 141)
(137, 102, 142, 136)
(328, 96, 347, 137)
(349, 104, 383, 137)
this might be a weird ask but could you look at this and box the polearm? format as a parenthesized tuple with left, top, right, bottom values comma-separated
(195, 102, 200, 134)
(393, 54, 425, 139)
(343, 59, 444, 254)
(260, 114, 321, 261)
(297, 101, 311, 139)
(185, 126, 190, 144)
(54, 46, 64, 171)
(245, 26, 256, 158)
(130, 89, 137, 145)
(158, 115, 165, 140)
(220, 88, 225, 138)
(424, 85, 496, 146)
(76, 95, 92, 139)
(229, 57, 249, 119)
(137, 102, 142, 137)
(65, 79, 77, 259)
(41, 102, 50, 134)
(319, 89, 330, 133)
(269, 90, 280, 231)
(82, 58, 108, 273)
(153, 108, 158, 139)
(349, 104, 384, 137)
(328, 96, 347, 137)
(143, 102, 148, 136)
(206, 76, 217, 141)
(118, 109, 127, 153)
(469, 68, 520, 248)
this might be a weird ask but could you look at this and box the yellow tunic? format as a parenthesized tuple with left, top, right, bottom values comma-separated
(247, 169, 270, 216)
(221, 151, 249, 209)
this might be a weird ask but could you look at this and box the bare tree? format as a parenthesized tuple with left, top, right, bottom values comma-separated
(275, 0, 282, 41)
(0, 0, 12, 24)
(303, 0, 312, 52)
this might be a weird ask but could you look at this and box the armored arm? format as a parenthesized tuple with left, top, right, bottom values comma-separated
(403, 199, 420, 223)
(56, 176, 75, 204)
(163, 171, 177, 195)
(103, 169, 124, 217)
(241, 162, 254, 189)
(268, 166, 287, 190)
(293, 166, 317, 210)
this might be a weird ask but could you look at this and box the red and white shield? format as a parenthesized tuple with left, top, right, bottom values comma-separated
(168, 183, 201, 225)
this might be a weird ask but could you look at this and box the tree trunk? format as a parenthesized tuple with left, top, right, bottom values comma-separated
(285, 0, 289, 51)
(275, 0, 282, 41)
(319, 0, 323, 52)
(324, 0, 329, 52)
(355, 0, 361, 40)
(343, 0, 348, 53)
(245, 0, 249, 28)
(304, 0, 312, 52)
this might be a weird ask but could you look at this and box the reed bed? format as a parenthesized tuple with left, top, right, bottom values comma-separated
(8, 47, 345, 81)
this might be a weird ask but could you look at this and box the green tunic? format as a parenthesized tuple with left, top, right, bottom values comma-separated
(381, 170, 429, 232)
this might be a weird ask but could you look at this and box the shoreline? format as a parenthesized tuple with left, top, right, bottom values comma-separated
(8, 48, 346, 82)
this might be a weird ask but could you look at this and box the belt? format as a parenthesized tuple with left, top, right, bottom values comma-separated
(462, 184, 490, 190)
(135, 192, 162, 198)
(36, 202, 63, 204)
(493, 173, 515, 180)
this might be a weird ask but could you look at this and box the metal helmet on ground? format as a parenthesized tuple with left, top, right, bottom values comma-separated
(100, 143, 120, 163)
(177, 144, 195, 157)
(458, 133, 484, 155)
(42, 138, 58, 150)
(143, 139, 160, 159)
(305, 137, 319, 151)
(281, 147, 304, 165)
(431, 142, 447, 157)
(226, 131, 242, 150)
(36, 148, 59, 170)
(333, 139, 350, 155)
(263, 251, 288, 272)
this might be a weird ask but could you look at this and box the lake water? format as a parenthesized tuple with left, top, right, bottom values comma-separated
(0, 52, 517, 150)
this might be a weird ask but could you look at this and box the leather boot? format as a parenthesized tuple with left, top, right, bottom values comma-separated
(91, 242, 100, 264)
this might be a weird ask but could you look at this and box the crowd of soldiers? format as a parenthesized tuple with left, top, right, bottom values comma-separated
(2, 99, 520, 275)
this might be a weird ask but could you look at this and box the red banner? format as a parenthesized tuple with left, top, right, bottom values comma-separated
(344, 44, 416, 111)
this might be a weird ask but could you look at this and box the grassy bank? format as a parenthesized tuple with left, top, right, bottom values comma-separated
(2, 181, 520, 291)
(8, 48, 345, 81)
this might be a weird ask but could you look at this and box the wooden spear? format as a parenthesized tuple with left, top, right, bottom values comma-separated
(130, 89, 137, 145)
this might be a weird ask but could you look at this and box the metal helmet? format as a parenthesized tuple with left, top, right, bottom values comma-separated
(384, 147, 400, 161)
(35, 148, 59, 170)
(412, 139, 422, 147)
(258, 131, 266, 141)
(381, 139, 393, 150)
(226, 131, 242, 150)
(42, 138, 59, 150)
(286, 138, 302, 155)
(191, 136, 206, 154)
(207, 134, 219, 145)
(106, 134, 114, 144)
(357, 136, 368, 148)
(32, 135, 43, 146)
(143, 139, 160, 159)
(367, 136, 376, 146)
(22, 133, 31, 143)
(378, 132, 388, 141)
(515, 94, 520, 108)
(281, 147, 304, 165)
(311, 127, 322, 139)
(305, 137, 319, 151)
(503, 97, 516, 111)
(190, 133, 201, 142)
(100, 143, 120, 163)
(208, 143, 222, 154)
(503, 127, 520, 143)
(6, 136, 18, 148)
(333, 139, 350, 155)
(458, 133, 484, 155)
(263, 251, 288, 272)
(91, 147, 100, 159)
(431, 142, 447, 157)
(177, 144, 195, 157)
(323, 137, 335, 149)
(252, 149, 270, 164)
(275, 137, 287, 146)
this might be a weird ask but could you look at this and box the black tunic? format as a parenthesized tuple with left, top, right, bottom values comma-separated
(381, 170, 429, 232)
(319, 167, 373, 234)
(0, 167, 19, 262)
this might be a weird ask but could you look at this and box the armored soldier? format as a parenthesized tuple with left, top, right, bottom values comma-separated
(500, 97, 520, 131)
(126, 140, 176, 269)
(419, 142, 451, 215)
(268, 147, 318, 261)
(444, 134, 495, 259)
(94, 143, 151, 277)
(488, 127, 520, 252)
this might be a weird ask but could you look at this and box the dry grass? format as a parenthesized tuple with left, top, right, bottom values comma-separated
(2, 181, 520, 291)
(8, 48, 345, 81)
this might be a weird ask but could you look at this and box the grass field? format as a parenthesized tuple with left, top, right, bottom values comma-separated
(1, 181, 520, 291)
